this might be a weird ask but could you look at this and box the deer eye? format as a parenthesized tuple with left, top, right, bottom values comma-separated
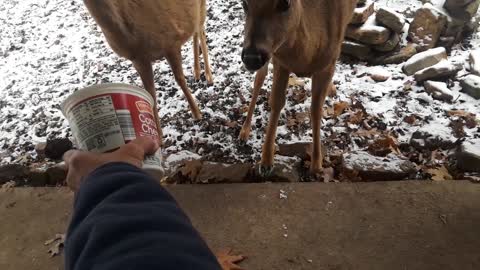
(242, 0, 248, 13)
(277, 0, 291, 13)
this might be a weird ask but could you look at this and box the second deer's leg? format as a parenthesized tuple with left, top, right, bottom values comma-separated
(193, 33, 201, 81)
(199, 28, 214, 84)
(132, 59, 163, 144)
(259, 64, 289, 176)
(310, 67, 335, 174)
(239, 62, 268, 142)
(166, 50, 202, 120)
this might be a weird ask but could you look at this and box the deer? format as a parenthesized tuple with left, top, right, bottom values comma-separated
(83, 0, 214, 143)
(239, 0, 356, 176)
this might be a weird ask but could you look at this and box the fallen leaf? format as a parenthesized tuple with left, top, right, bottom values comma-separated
(288, 76, 305, 87)
(449, 119, 466, 138)
(403, 115, 417, 125)
(368, 135, 401, 156)
(447, 110, 475, 118)
(448, 110, 478, 129)
(225, 121, 238, 128)
(427, 166, 453, 181)
(292, 88, 308, 103)
(241, 105, 249, 114)
(348, 110, 365, 125)
(45, 234, 65, 258)
(333, 101, 349, 117)
(216, 249, 246, 270)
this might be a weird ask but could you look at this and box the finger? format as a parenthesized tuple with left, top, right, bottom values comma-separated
(128, 137, 159, 155)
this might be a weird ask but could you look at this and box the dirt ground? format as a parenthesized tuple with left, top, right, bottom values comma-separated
(1, 181, 479, 270)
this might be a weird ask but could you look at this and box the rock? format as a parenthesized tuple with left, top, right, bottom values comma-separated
(45, 138, 74, 160)
(278, 142, 311, 159)
(270, 156, 302, 182)
(197, 162, 252, 183)
(341, 40, 372, 60)
(376, 7, 406, 33)
(444, 0, 480, 20)
(469, 49, 480, 75)
(369, 67, 392, 82)
(408, 4, 447, 51)
(46, 163, 67, 185)
(28, 165, 49, 186)
(0, 164, 29, 184)
(413, 60, 462, 82)
(456, 139, 480, 172)
(403, 47, 448, 75)
(410, 129, 456, 150)
(424, 81, 454, 102)
(437, 36, 456, 51)
(372, 32, 401, 52)
(346, 15, 391, 45)
(379, 43, 418, 65)
(35, 142, 47, 158)
(342, 151, 416, 181)
(350, 0, 375, 24)
(460, 74, 480, 99)
(163, 150, 202, 176)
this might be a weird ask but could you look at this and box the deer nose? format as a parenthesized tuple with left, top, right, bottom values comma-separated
(242, 47, 268, 71)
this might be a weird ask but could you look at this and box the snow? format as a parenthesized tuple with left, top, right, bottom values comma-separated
(0, 0, 479, 169)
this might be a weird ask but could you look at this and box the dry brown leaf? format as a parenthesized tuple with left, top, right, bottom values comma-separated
(368, 135, 401, 156)
(288, 76, 305, 87)
(449, 119, 466, 138)
(292, 88, 308, 103)
(348, 110, 365, 125)
(447, 110, 475, 118)
(427, 166, 453, 181)
(403, 115, 417, 125)
(45, 234, 65, 258)
(448, 110, 478, 129)
(225, 121, 238, 128)
(241, 105, 249, 114)
(216, 249, 246, 270)
(333, 101, 349, 117)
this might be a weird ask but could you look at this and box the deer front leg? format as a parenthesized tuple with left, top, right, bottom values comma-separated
(239, 62, 268, 142)
(199, 28, 214, 84)
(259, 64, 289, 177)
(310, 67, 335, 174)
(166, 50, 202, 120)
(132, 59, 163, 145)
(193, 33, 201, 81)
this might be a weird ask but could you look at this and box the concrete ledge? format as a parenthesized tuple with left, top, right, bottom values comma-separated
(1, 181, 480, 270)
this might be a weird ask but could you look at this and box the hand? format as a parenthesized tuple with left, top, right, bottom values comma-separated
(63, 137, 159, 192)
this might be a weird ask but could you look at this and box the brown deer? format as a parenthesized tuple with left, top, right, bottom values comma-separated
(240, 0, 356, 176)
(83, 0, 213, 142)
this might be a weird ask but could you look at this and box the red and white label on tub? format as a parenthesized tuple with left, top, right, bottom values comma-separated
(66, 93, 160, 153)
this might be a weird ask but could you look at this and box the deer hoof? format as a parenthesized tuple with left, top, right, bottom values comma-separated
(238, 127, 251, 142)
(256, 164, 274, 178)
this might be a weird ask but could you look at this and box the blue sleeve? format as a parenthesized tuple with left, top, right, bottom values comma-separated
(64, 162, 221, 270)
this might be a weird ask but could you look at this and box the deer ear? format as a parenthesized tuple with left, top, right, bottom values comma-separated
(277, 0, 291, 13)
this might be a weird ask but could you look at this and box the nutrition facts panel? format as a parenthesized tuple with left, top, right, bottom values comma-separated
(67, 95, 126, 152)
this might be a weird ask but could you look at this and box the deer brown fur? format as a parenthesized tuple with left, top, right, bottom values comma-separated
(240, 0, 356, 175)
(83, 0, 213, 142)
